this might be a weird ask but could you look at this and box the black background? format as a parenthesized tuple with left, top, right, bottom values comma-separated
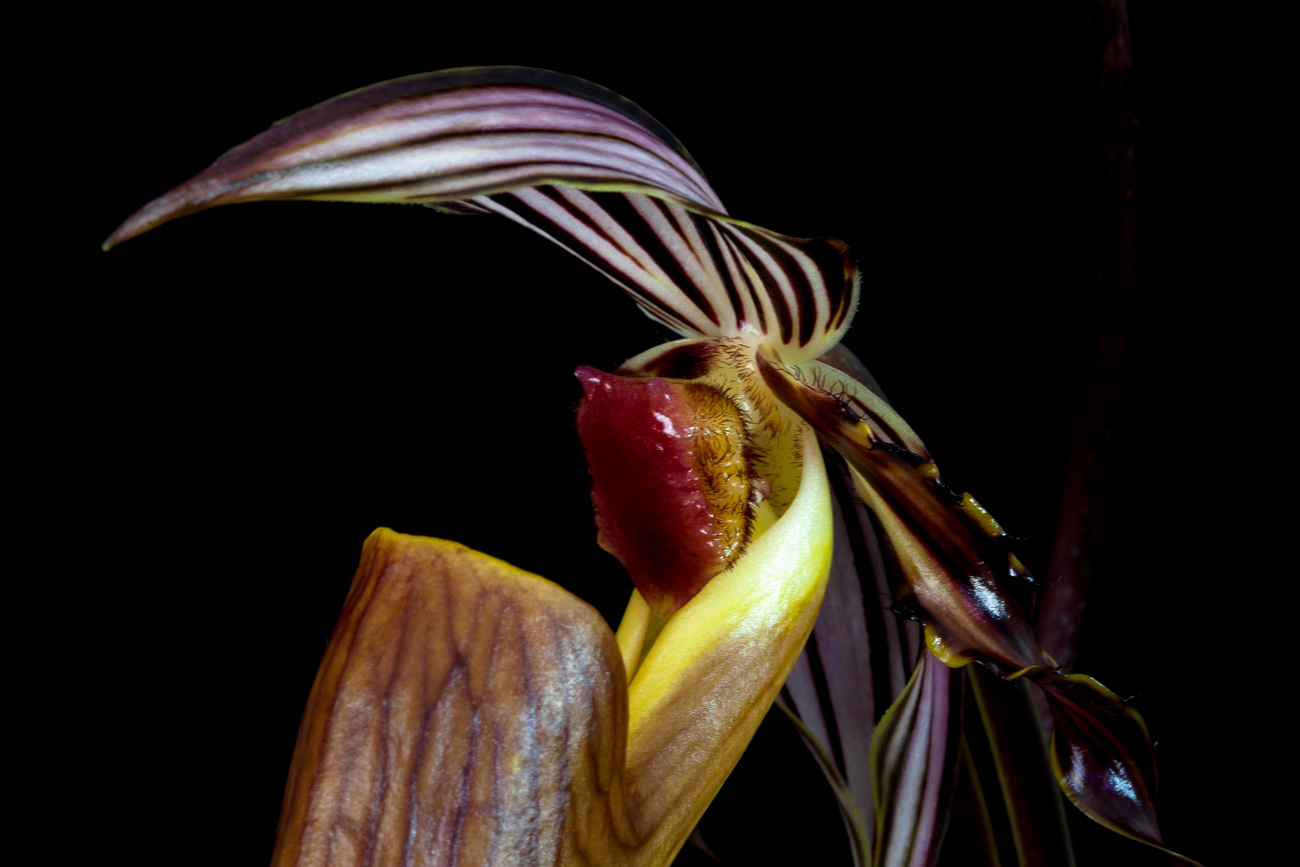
(49, 2, 1245, 863)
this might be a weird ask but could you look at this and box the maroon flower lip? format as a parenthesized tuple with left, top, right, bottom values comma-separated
(575, 365, 760, 618)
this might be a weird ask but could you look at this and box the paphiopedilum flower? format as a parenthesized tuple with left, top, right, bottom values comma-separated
(107, 67, 1197, 866)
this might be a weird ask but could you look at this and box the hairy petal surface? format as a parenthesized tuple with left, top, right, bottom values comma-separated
(105, 67, 857, 361)
(575, 366, 759, 617)
(758, 358, 1041, 672)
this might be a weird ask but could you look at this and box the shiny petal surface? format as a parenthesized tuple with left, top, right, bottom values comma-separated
(1029, 671, 1202, 865)
(757, 356, 1202, 865)
(105, 67, 857, 361)
(575, 366, 758, 617)
(758, 357, 1041, 673)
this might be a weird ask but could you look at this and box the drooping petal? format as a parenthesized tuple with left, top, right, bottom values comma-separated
(777, 351, 950, 866)
(1027, 670, 1203, 866)
(105, 67, 858, 361)
(757, 356, 1202, 865)
(780, 364, 1066, 867)
(776, 350, 959, 865)
(758, 357, 1042, 672)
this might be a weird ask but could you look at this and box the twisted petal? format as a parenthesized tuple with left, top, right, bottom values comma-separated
(758, 356, 1202, 864)
(758, 358, 1041, 672)
(105, 67, 857, 361)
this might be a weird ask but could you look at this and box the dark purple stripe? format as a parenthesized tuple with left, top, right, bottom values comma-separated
(226, 162, 639, 203)
(714, 230, 769, 335)
(259, 126, 668, 180)
(689, 210, 748, 329)
(650, 197, 726, 328)
(804, 238, 856, 338)
(593, 194, 722, 328)
(532, 186, 626, 251)
(802, 624, 849, 779)
(748, 230, 855, 349)
(828, 457, 905, 720)
(212, 67, 705, 178)
(846, 398, 910, 451)
(733, 228, 799, 346)
(829, 262, 856, 332)
(486, 193, 671, 320)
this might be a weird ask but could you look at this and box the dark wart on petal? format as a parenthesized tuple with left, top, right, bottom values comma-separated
(575, 366, 758, 618)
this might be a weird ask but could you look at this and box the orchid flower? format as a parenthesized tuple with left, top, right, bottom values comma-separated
(107, 67, 1198, 866)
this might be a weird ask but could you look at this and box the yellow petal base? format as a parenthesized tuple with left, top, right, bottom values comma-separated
(273, 430, 831, 867)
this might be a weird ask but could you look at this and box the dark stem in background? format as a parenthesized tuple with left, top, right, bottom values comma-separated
(1036, 0, 1137, 670)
